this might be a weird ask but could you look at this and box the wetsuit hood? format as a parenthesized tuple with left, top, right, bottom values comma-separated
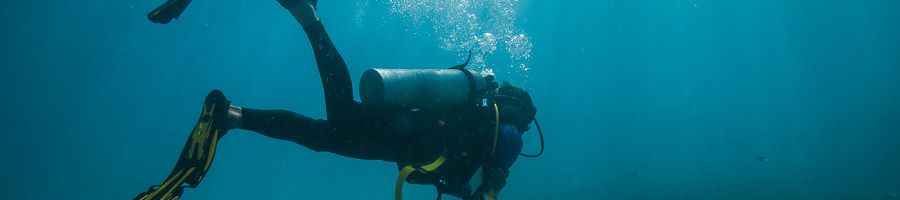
(494, 81, 537, 132)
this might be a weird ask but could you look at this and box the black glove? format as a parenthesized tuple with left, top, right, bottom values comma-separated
(485, 167, 509, 192)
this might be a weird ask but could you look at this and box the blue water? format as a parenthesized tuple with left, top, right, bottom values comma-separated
(2, 0, 899, 199)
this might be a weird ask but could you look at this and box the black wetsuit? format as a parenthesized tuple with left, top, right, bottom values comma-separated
(236, 21, 521, 199)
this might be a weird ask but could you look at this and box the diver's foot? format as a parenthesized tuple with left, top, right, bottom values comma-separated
(135, 90, 230, 200)
(279, 0, 319, 27)
(278, 0, 319, 10)
(278, 0, 317, 10)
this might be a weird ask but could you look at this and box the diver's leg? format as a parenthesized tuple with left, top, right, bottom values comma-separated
(237, 108, 335, 153)
(263, 0, 441, 163)
(282, 1, 357, 125)
(305, 22, 357, 124)
(233, 107, 406, 161)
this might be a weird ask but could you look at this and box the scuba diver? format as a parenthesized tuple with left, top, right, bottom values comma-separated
(136, 0, 543, 199)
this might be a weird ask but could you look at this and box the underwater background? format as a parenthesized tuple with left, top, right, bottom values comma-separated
(2, 0, 899, 199)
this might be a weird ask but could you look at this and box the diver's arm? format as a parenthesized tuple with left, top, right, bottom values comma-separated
(473, 124, 523, 199)
(475, 167, 510, 199)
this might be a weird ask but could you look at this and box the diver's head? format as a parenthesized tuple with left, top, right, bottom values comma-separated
(494, 81, 537, 132)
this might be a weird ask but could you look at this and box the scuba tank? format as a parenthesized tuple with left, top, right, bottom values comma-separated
(359, 68, 489, 109)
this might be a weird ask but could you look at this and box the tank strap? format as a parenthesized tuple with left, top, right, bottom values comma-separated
(395, 156, 447, 200)
(448, 51, 485, 103)
(456, 68, 480, 101)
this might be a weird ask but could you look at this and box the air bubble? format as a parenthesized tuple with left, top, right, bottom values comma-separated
(387, 0, 534, 87)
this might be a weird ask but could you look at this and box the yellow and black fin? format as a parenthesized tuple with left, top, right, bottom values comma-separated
(135, 90, 230, 200)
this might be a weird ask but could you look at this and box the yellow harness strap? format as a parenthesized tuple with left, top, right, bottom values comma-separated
(395, 156, 446, 200)
(490, 103, 500, 156)
(485, 103, 501, 200)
